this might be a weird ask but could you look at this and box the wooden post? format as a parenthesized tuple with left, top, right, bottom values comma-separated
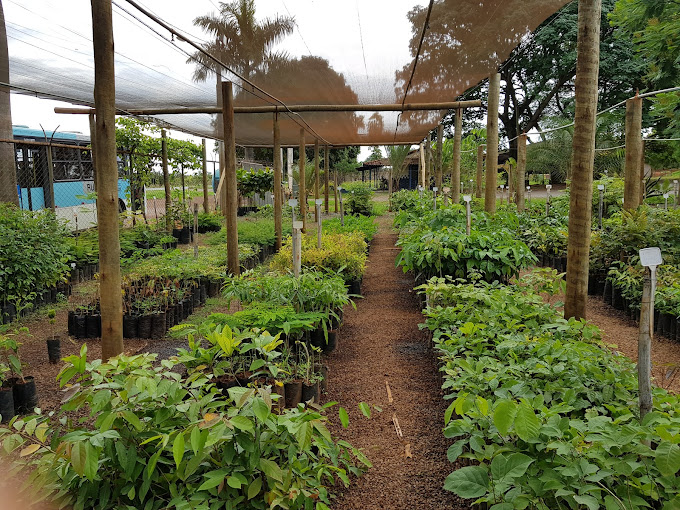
(419, 143, 425, 188)
(314, 139, 320, 223)
(181, 163, 186, 203)
(485, 73, 501, 214)
(202, 139, 209, 213)
(0, 0, 18, 206)
(221, 81, 240, 276)
(639, 139, 646, 205)
(161, 130, 171, 232)
(425, 137, 432, 188)
(324, 145, 330, 214)
(624, 95, 642, 210)
(452, 109, 462, 203)
(564, 0, 601, 320)
(287, 147, 294, 192)
(91, 0, 123, 361)
(298, 128, 307, 231)
(435, 124, 443, 189)
(638, 267, 654, 419)
(46, 138, 55, 213)
(334, 170, 338, 213)
(88, 113, 98, 193)
(193, 203, 199, 259)
(273, 112, 283, 250)
(476, 144, 484, 199)
(516, 134, 527, 211)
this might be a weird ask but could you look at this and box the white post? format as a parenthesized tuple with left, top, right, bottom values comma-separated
(287, 148, 294, 192)
(598, 184, 605, 229)
(526, 186, 531, 208)
(463, 195, 472, 235)
(337, 186, 344, 227)
(663, 193, 669, 211)
(432, 186, 438, 211)
(500, 185, 505, 205)
(442, 186, 450, 206)
(417, 185, 423, 199)
(546, 184, 552, 216)
(315, 199, 323, 249)
(289, 199, 301, 277)
(638, 247, 662, 421)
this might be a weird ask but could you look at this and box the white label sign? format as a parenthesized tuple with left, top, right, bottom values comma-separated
(639, 247, 662, 268)
(83, 181, 95, 194)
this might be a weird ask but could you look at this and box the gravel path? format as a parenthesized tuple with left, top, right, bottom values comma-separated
(326, 215, 466, 509)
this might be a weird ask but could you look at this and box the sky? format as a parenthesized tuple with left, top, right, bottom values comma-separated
(6, 0, 429, 163)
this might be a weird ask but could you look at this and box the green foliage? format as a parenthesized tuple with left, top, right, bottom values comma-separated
(419, 278, 680, 508)
(388, 190, 421, 212)
(237, 167, 274, 197)
(270, 232, 367, 282)
(207, 219, 292, 248)
(209, 303, 327, 339)
(0, 347, 369, 509)
(383, 145, 412, 181)
(322, 215, 378, 242)
(0, 204, 71, 307)
(340, 182, 374, 216)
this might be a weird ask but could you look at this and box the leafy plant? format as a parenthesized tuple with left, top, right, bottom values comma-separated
(340, 182, 374, 216)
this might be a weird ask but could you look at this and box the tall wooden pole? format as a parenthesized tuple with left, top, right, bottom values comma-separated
(639, 139, 646, 205)
(314, 139, 320, 223)
(161, 130, 171, 232)
(221, 81, 240, 276)
(273, 112, 283, 250)
(638, 267, 654, 419)
(91, 0, 123, 361)
(624, 95, 642, 210)
(435, 124, 443, 189)
(452, 109, 463, 203)
(516, 134, 527, 211)
(564, 0, 601, 320)
(88, 113, 98, 193)
(202, 139, 209, 213)
(334, 170, 339, 213)
(298, 129, 307, 231)
(485, 73, 501, 214)
(476, 144, 484, 199)
(0, 0, 17, 206)
(324, 146, 330, 214)
(418, 143, 425, 188)
(425, 137, 432, 188)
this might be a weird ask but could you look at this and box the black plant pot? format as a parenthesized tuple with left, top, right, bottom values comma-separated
(675, 318, 680, 343)
(150, 312, 166, 339)
(310, 326, 326, 349)
(323, 330, 337, 353)
(654, 310, 660, 333)
(0, 386, 14, 423)
(137, 315, 153, 338)
(612, 286, 624, 311)
(46, 336, 61, 364)
(658, 313, 670, 337)
(301, 381, 319, 404)
(174, 303, 183, 325)
(284, 380, 303, 408)
(165, 307, 175, 331)
(320, 365, 329, 393)
(123, 314, 138, 338)
(12, 376, 38, 415)
(67, 310, 75, 336)
(199, 285, 207, 305)
(179, 227, 191, 245)
(192, 288, 201, 308)
(182, 299, 193, 319)
(208, 280, 220, 298)
(603, 280, 612, 304)
(86, 313, 101, 338)
(348, 279, 362, 296)
(1, 303, 16, 324)
(74, 314, 87, 339)
(670, 316, 677, 340)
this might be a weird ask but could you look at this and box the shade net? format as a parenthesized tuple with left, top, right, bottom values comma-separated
(5, 0, 569, 147)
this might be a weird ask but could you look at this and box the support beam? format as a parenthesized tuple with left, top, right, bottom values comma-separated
(273, 113, 282, 250)
(324, 145, 330, 214)
(91, 0, 123, 361)
(639, 139, 646, 205)
(334, 170, 338, 213)
(516, 134, 527, 211)
(418, 143, 425, 188)
(88, 113, 98, 193)
(54, 100, 483, 116)
(221, 81, 240, 276)
(435, 124, 443, 189)
(202, 139, 209, 213)
(452, 109, 462, 203)
(314, 139, 320, 223)
(299, 128, 307, 231)
(162, 130, 171, 232)
(624, 95, 642, 210)
(425, 137, 432, 188)
(476, 144, 484, 199)
(485, 73, 501, 214)
(287, 148, 293, 191)
(564, 0, 602, 320)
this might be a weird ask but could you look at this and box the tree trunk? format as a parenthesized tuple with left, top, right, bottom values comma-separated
(0, 0, 18, 206)
(452, 109, 462, 203)
(564, 0, 601, 320)
(435, 124, 443, 189)
(298, 129, 307, 231)
(516, 134, 527, 211)
(324, 146, 330, 214)
(485, 73, 501, 214)
(162, 130, 171, 232)
(202, 139, 209, 213)
(273, 113, 282, 250)
(476, 145, 484, 199)
(91, 0, 123, 360)
(221, 81, 240, 276)
(624, 95, 642, 210)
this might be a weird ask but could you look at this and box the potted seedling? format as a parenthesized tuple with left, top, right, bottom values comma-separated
(0, 334, 37, 415)
(0, 363, 14, 423)
(46, 308, 61, 364)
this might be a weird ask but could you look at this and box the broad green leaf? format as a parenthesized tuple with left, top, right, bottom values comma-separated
(444, 402, 456, 425)
(247, 477, 262, 499)
(358, 402, 371, 419)
(339, 407, 349, 428)
(172, 432, 185, 468)
(443, 465, 489, 499)
(251, 397, 270, 423)
(514, 401, 540, 441)
(197, 469, 228, 491)
(655, 441, 680, 477)
(70, 441, 87, 477)
(84, 443, 98, 481)
(490, 504, 513, 510)
(490, 453, 534, 481)
(121, 411, 143, 431)
(297, 422, 313, 451)
(573, 494, 600, 510)
(230, 416, 254, 433)
(447, 440, 466, 463)
(493, 400, 516, 436)
(259, 458, 283, 482)
(476, 396, 489, 416)
(227, 475, 242, 489)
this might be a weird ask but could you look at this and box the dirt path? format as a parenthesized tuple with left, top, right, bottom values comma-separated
(326, 215, 465, 509)
(587, 296, 680, 393)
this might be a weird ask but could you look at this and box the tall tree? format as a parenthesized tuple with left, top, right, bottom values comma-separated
(384, 145, 412, 194)
(366, 146, 383, 162)
(0, 0, 18, 206)
(564, 0, 602, 320)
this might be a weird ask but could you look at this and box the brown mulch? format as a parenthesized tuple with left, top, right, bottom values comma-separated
(587, 296, 680, 393)
(325, 215, 466, 510)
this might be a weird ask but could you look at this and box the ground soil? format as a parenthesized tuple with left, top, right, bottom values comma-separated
(325, 215, 466, 509)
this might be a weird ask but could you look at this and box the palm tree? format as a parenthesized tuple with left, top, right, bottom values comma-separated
(564, 0, 602, 320)
(384, 145, 412, 195)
